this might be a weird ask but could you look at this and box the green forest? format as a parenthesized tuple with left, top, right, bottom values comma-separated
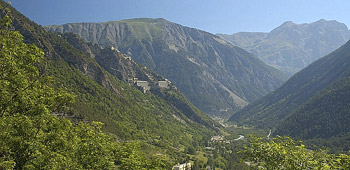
(1, 0, 350, 169)
(0, 13, 173, 169)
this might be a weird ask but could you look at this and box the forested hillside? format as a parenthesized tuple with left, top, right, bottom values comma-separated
(46, 19, 287, 117)
(230, 40, 350, 128)
(0, 8, 176, 170)
(0, 1, 220, 168)
(3, 0, 350, 168)
(230, 38, 350, 151)
(61, 32, 216, 128)
(274, 73, 350, 152)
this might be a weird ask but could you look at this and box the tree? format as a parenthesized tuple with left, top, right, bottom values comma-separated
(192, 159, 200, 170)
(0, 11, 75, 169)
(241, 135, 350, 170)
(187, 146, 196, 155)
(0, 12, 170, 169)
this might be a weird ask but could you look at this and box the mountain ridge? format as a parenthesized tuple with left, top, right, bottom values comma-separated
(229, 39, 350, 139)
(46, 18, 287, 118)
(61, 32, 217, 129)
(218, 19, 350, 75)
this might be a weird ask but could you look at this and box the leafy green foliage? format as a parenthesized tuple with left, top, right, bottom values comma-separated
(2, 0, 219, 143)
(114, 142, 171, 170)
(241, 136, 350, 170)
(0, 15, 72, 118)
(206, 140, 249, 170)
(0, 2, 225, 169)
(0, 13, 171, 169)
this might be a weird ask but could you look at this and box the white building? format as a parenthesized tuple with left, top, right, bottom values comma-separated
(173, 163, 191, 170)
(158, 81, 169, 89)
(136, 81, 150, 93)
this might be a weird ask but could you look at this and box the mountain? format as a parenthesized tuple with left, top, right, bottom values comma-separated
(0, 0, 219, 159)
(46, 19, 287, 118)
(275, 76, 350, 152)
(229, 39, 350, 144)
(218, 20, 350, 75)
(61, 32, 216, 129)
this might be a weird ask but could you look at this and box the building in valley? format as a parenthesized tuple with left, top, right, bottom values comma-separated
(172, 163, 191, 170)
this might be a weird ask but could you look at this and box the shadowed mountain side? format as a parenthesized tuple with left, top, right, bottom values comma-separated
(230, 40, 350, 136)
(46, 19, 287, 117)
(275, 76, 350, 140)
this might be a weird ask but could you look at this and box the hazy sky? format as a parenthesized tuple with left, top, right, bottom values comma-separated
(9, 0, 350, 34)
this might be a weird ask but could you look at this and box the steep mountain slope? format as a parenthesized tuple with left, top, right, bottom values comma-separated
(0, 0, 218, 156)
(46, 19, 287, 117)
(229, 40, 350, 132)
(61, 32, 216, 129)
(275, 76, 350, 141)
(218, 20, 350, 75)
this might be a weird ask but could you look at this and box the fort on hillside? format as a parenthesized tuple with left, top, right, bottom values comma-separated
(128, 77, 171, 93)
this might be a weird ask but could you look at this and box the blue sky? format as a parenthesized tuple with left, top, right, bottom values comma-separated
(9, 0, 350, 34)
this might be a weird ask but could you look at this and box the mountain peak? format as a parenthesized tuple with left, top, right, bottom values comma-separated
(218, 19, 350, 75)
(279, 21, 296, 27)
(315, 19, 327, 23)
(278, 19, 346, 28)
(309, 19, 349, 32)
(312, 19, 341, 25)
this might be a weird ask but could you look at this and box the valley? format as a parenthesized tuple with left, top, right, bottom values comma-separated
(1, 0, 350, 169)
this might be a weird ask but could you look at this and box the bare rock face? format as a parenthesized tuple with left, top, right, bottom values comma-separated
(47, 18, 287, 118)
(218, 19, 350, 75)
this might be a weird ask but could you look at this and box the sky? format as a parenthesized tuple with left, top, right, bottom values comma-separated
(9, 0, 350, 34)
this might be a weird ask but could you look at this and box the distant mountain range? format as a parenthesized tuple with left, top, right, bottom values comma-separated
(229, 39, 350, 151)
(46, 19, 287, 118)
(218, 19, 350, 75)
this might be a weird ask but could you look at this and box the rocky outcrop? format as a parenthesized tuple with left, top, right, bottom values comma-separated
(218, 20, 350, 75)
(47, 18, 287, 117)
